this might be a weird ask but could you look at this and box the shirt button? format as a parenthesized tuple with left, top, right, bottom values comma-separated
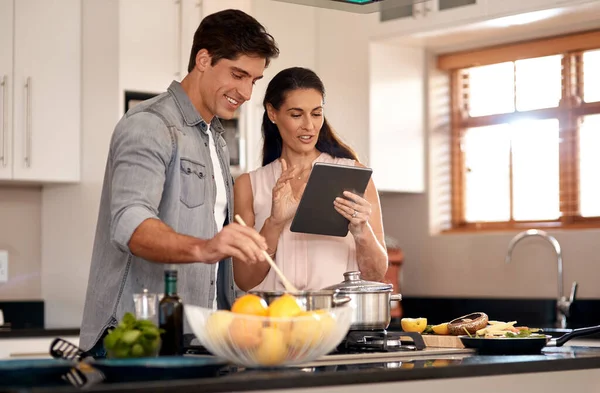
(210, 280, 214, 285)
(204, 143, 208, 147)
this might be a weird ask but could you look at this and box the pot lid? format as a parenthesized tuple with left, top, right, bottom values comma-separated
(323, 271, 392, 292)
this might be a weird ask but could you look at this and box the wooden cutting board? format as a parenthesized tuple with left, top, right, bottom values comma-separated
(421, 335, 465, 348)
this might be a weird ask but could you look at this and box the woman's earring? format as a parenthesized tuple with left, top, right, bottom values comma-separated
(271, 120, 276, 124)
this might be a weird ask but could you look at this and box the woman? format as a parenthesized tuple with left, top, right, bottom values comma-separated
(233, 67, 387, 291)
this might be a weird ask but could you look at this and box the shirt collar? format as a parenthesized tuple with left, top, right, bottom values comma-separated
(167, 81, 226, 135)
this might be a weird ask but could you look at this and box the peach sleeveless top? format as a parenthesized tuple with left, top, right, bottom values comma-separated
(249, 152, 359, 291)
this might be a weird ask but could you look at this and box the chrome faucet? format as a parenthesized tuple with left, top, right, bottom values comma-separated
(505, 229, 578, 329)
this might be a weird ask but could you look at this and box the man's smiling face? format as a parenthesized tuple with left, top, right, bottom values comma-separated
(196, 52, 266, 121)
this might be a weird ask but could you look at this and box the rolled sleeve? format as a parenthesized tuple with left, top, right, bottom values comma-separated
(109, 112, 174, 253)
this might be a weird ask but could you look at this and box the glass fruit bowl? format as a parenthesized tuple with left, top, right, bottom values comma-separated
(185, 304, 353, 367)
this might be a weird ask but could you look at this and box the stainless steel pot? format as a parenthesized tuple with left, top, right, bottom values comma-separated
(322, 271, 402, 330)
(249, 289, 351, 311)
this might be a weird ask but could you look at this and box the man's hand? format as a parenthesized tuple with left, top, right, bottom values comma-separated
(198, 223, 268, 264)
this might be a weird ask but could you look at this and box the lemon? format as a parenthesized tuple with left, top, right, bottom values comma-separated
(288, 311, 322, 350)
(206, 311, 235, 343)
(254, 327, 288, 366)
(400, 317, 428, 333)
(431, 322, 450, 335)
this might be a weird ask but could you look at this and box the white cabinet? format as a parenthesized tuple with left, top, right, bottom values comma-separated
(422, 0, 487, 29)
(0, 0, 81, 183)
(119, 0, 184, 93)
(487, 0, 598, 18)
(369, 0, 486, 39)
(0, 0, 13, 180)
(369, 43, 425, 193)
(119, 0, 252, 95)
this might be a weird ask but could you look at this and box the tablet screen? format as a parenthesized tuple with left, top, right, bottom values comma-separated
(290, 162, 372, 237)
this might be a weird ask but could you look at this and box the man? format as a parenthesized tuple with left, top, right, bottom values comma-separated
(80, 9, 280, 355)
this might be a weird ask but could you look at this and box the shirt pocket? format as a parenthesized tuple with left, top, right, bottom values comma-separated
(180, 158, 207, 208)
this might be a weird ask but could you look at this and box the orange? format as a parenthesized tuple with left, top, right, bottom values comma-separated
(231, 294, 269, 316)
(229, 318, 263, 350)
(268, 294, 303, 318)
(267, 294, 303, 339)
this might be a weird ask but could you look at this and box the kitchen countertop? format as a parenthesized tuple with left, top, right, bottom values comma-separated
(7, 344, 600, 393)
(0, 328, 80, 339)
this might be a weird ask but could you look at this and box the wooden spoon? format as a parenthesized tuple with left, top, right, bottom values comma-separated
(234, 215, 299, 293)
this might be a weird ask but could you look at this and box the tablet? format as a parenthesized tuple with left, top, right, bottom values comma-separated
(290, 162, 373, 237)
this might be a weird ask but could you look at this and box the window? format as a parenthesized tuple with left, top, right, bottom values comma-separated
(438, 31, 600, 230)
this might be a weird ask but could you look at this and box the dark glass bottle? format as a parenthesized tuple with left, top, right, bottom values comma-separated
(159, 269, 184, 356)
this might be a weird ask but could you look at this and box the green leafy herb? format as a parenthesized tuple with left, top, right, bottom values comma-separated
(422, 325, 434, 335)
(103, 312, 164, 358)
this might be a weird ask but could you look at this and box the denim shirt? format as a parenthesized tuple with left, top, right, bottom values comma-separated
(79, 81, 236, 351)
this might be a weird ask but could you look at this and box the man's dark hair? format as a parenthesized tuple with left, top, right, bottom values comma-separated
(188, 9, 279, 72)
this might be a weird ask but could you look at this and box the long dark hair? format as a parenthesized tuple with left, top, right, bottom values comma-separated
(261, 67, 358, 166)
(188, 9, 279, 72)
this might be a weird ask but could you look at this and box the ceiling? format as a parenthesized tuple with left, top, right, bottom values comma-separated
(387, 1, 600, 53)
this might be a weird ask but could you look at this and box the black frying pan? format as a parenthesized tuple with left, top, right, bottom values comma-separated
(459, 325, 600, 355)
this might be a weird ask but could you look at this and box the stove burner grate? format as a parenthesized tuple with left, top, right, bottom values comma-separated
(335, 330, 426, 353)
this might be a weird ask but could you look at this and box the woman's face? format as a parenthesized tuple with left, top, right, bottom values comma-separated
(269, 88, 324, 154)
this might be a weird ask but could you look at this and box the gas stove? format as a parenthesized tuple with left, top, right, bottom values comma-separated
(333, 330, 427, 353)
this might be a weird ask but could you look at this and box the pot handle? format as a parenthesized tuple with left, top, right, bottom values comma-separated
(332, 296, 352, 307)
(390, 294, 402, 302)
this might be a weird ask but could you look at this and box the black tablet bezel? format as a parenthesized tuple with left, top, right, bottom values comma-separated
(289, 162, 372, 237)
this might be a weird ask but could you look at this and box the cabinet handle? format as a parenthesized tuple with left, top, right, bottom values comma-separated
(0, 75, 7, 168)
(175, 0, 182, 79)
(424, 0, 431, 16)
(24, 77, 32, 168)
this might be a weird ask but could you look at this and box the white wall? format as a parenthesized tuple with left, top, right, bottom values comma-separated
(41, 0, 120, 327)
(0, 186, 41, 300)
(315, 8, 371, 164)
(380, 51, 600, 300)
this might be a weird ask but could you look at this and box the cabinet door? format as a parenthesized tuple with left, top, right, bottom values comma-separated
(425, 0, 487, 28)
(12, 0, 81, 182)
(180, 0, 202, 78)
(120, 0, 180, 93)
(369, 0, 486, 39)
(0, 0, 13, 180)
(367, 3, 423, 39)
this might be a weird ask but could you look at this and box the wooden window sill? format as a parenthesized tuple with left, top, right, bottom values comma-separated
(443, 220, 600, 234)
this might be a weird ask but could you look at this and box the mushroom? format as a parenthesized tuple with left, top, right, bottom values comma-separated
(448, 312, 489, 336)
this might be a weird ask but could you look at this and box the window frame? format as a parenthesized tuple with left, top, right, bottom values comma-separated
(438, 30, 600, 232)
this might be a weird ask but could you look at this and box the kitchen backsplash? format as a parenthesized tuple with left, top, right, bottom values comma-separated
(0, 186, 43, 300)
